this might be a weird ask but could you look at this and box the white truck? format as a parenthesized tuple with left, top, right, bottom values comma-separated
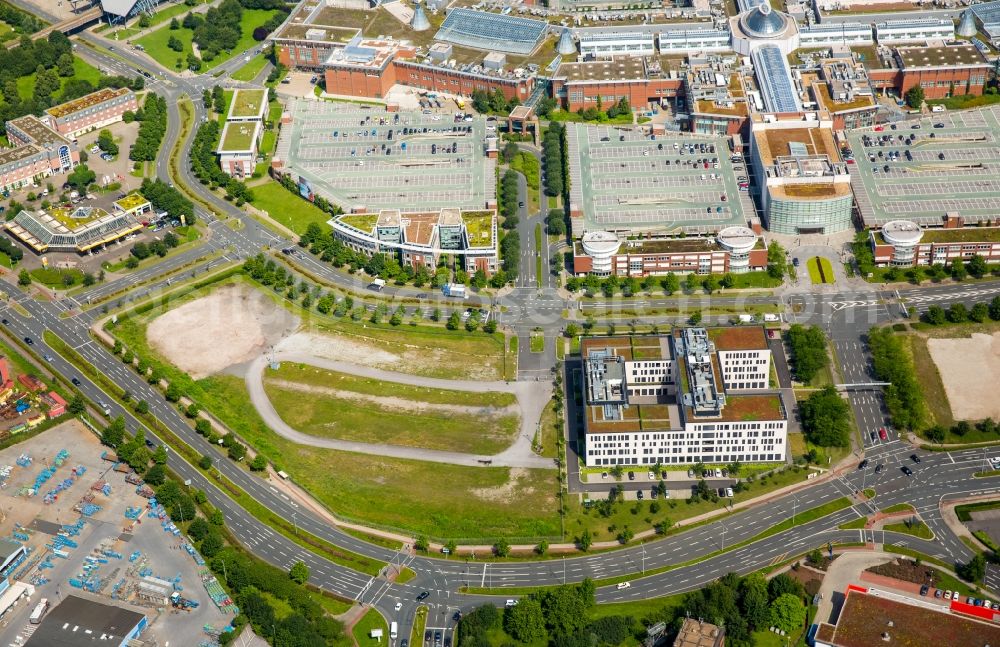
(442, 283, 467, 298)
(367, 278, 386, 292)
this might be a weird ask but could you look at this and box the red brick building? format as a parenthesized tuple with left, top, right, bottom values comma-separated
(551, 57, 683, 113)
(865, 43, 990, 100)
(43, 88, 138, 140)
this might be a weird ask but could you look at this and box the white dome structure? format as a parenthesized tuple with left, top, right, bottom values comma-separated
(580, 231, 621, 275)
(730, 3, 799, 56)
(410, 1, 430, 32)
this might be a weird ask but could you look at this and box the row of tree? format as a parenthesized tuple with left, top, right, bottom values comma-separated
(868, 326, 926, 432)
(565, 271, 747, 297)
(190, 120, 254, 203)
(542, 122, 565, 197)
(785, 324, 829, 384)
(130, 93, 168, 162)
(800, 385, 852, 448)
(921, 296, 1000, 326)
(140, 178, 196, 225)
(459, 570, 811, 647)
(470, 88, 519, 115)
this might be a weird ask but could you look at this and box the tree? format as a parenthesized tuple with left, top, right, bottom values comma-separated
(947, 303, 968, 323)
(152, 445, 168, 465)
(924, 305, 946, 325)
(703, 275, 721, 294)
(144, 463, 166, 486)
(800, 386, 852, 447)
(502, 141, 518, 163)
(200, 531, 223, 557)
(138, 13, 151, 28)
(950, 258, 967, 281)
(170, 16, 180, 30)
(577, 528, 592, 551)
(970, 302, 990, 323)
(503, 598, 546, 643)
(250, 455, 268, 471)
(446, 311, 461, 331)
(991, 296, 1000, 321)
(769, 593, 806, 634)
(535, 539, 548, 555)
(101, 416, 126, 448)
(134, 400, 149, 415)
(67, 394, 86, 415)
(740, 572, 770, 631)
(967, 253, 988, 279)
(767, 241, 787, 279)
(168, 34, 184, 52)
(786, 324, 829, 383)
(414, 536, 429, 552)
(199, 454, 213, 470)
(67, 164, 96, 193)
(493, 538, 511, 557)
(768, 572, 804, 601)
(289, 561, 310, 584)
(662, 273, 680, 295)
(905, 85, 925, 109)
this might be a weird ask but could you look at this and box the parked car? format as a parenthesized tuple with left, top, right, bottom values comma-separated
(901, 466, 913, 476)
(628, 471, 635, 481)
(725, 487, 734, 498)
(920, 584, 929, 596)
(858, 459, 869, 470)
(910, 454, 921, 463)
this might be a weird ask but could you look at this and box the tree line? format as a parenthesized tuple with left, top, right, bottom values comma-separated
(190, 119, 254, 204)
(471, 88, 519, 115)
(97, 412, 346, 646)
(0, 32, 142, 135)
(785, 324, 829, 384)
(459, 569, 811, 647)
(921, 296, 1000, 326)
(140, 178, 196, 225)
(130, 93, 168, 162)
(868, 326, 926, 432)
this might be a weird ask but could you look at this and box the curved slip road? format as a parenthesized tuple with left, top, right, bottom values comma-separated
(245, 351, 554, 468)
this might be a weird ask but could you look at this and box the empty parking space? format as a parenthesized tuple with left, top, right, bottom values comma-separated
(276, 99, 494, 212)
(566, 123, 747, 233)
(847, 105, 1000, 227)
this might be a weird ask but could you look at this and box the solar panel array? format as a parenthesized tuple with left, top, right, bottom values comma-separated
(752, 45, 801, 114)
(434, 8, 546, 54)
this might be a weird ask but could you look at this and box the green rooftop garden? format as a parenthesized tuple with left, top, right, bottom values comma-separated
(219, 122, 258, 152)
(462, 211, 494, 247)
(338, 213, 379, 233)
(230, 89, 267, 118)
(49, 207, 105, 230)
(920, 227, 1000, 243)
(115, 193, 149, 212)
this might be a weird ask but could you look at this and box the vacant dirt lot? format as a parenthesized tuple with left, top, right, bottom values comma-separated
(926, 332, 1000, 420)
(147, 284, 299, 378)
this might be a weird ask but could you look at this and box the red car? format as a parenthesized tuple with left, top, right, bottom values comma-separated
(874, 125, 884, 132)
(878, 427, 888, 441)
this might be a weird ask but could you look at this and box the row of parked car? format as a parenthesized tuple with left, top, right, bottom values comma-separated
(925, 586, 999, 609)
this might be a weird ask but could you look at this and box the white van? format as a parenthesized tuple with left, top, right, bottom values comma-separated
(931, 104, 945, 113)
(390, 622, 398, 640)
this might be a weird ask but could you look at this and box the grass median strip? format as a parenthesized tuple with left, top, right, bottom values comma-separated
(881, 503, 915, 515)
(884, 521, 933, 540)
(43, 330, 387, 577)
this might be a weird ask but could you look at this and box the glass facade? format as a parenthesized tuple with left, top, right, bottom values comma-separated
(765, 194, 853, 234)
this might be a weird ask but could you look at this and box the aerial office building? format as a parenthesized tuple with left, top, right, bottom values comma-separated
(579, 329, 786, 468)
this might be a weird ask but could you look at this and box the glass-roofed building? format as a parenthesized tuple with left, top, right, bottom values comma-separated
(6, 203, 144, 254)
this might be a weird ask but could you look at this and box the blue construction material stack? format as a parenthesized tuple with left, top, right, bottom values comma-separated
(16, 454, 31, 467)
(124, 507, 142, 520)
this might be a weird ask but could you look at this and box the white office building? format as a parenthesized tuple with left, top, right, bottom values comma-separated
(580, 329, 786, 467)
(798, 22, 874, 47)
(658, 28, 732, 53)
(875, 19, 954, 44)
(578, 31, 657, 59)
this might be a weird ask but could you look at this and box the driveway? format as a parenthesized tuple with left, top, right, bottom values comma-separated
(244, 352, 554, 468)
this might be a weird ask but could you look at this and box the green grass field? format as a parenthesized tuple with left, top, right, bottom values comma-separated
(263, 364, 519, 454)
(807, 257, 835, 285)
(529, 334, 544, 353)
(15, 57, 102, 102)
(884, 520, 933, 540)
(353, 608, 389, 647)
(231, 53, 269, 82)
(137, 9, 280, 71)
(28, 267, 84, 289)
(250, 180, 331, 235)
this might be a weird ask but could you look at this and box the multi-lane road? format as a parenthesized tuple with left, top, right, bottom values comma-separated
(0, 21, 995, 641)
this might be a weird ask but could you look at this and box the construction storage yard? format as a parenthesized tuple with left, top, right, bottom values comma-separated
(0, 421, 229, 647)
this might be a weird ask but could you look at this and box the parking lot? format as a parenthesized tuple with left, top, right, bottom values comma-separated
(846, 104, 1000, 227)
(276, 99, 494, 213)
(0, 421, 228, 647)
(565, 123, 748, 234)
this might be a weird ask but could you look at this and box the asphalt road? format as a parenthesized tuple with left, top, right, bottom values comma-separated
(0, 22, 996, 640)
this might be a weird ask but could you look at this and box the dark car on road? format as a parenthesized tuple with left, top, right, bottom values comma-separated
(910, 454, 921, 463)
(858, 459, 869, 470)
(23, 337, 32, 345)
(71, 377, 81, 386)
(875, 464, 883, 473)
(416, 591, 429, 601)
(1, 319, 7, 325)
(901, 466, 913, 476)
